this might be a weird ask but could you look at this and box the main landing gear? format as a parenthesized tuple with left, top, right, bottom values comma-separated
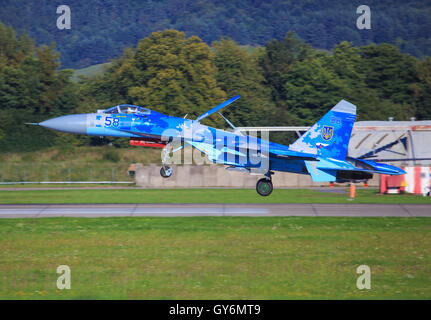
(160, 166, 173, 178)
(256, 171, 274, 196)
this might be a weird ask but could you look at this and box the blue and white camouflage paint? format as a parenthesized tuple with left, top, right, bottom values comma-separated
(37, 96, 406, 194)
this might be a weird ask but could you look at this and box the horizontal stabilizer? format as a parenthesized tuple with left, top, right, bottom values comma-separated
(365, 158, 431, 162)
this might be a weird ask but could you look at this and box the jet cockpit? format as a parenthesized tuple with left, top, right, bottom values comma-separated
(101, 104, 151, 115)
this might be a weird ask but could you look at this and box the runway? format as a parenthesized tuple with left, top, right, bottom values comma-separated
(0, 203, 430, 218)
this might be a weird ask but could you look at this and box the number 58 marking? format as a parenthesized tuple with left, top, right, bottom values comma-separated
(105, 117, 119, 127)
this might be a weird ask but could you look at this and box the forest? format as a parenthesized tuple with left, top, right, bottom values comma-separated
(0, 0, 430, 69)
(1, 22, 430, 152)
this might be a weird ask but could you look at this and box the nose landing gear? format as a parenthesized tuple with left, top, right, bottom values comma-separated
(160, 143, 174, 178)
(160, 166, 173, 178)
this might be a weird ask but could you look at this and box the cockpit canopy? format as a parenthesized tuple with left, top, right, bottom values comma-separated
(104, 104, 151, 115)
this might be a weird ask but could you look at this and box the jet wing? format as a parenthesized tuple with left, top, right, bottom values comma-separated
(236, 139, 318, 160)
(186, 140, 245, 166)
(196, 95, 240, 122)
(186, 139, 318, 164)
(267, 146, 318, 160)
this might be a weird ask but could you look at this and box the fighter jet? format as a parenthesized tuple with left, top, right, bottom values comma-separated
(33, 96, 406, 196)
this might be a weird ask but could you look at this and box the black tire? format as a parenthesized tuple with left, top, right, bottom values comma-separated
(256, 178, 273, 196)
(160, 166, 173, 178)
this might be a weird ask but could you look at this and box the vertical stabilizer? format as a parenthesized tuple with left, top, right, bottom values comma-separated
(289, 100, 356, 159)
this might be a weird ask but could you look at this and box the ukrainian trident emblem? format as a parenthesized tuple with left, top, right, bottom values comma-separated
(321, 126, 334, 141)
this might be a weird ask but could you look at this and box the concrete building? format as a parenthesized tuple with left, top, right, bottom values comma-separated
(348, 120, 431, 166)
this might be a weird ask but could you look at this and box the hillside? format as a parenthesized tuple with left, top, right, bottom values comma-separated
(1, 0, 430, 68)
(71, 63, 110, 82)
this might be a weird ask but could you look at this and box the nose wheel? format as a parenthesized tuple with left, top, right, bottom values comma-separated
(256, 178, 273, 196)
(160, 143, 174, 178)
(160, 166, 173, 178)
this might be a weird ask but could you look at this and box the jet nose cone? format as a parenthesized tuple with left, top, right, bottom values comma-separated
(39, 114, 87, 134)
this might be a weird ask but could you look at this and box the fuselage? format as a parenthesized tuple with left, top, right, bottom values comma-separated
(38, 104, 405, 181)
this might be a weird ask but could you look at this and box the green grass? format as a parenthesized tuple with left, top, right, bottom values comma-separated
(0, 146, 160, 183)
(1, 216, 430, 299)
(0, 183, 136, 188)
(0, 188, 430, 204)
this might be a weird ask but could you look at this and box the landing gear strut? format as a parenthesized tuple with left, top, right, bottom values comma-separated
(160, 143, 173, 178)
(256, 171, 274, 196)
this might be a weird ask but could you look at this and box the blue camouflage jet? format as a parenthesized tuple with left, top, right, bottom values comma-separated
(34, 96, 405, 196)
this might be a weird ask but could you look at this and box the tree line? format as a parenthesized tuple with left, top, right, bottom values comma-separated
(1, 23, 430, 152)
(1, 0, 430, 69)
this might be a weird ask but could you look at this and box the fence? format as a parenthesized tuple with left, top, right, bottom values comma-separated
(135, 164, 381, 188)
